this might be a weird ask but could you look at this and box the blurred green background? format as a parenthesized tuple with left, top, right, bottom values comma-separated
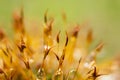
(0, 0, 120, 59)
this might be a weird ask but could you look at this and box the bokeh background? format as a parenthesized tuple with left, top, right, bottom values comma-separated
(0, 0, 120, 60)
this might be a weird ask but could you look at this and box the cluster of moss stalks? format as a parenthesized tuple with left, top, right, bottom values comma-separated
(0, 8, 119, 80)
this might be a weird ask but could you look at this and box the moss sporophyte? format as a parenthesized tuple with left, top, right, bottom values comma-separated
(0, 8, 119, 80)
